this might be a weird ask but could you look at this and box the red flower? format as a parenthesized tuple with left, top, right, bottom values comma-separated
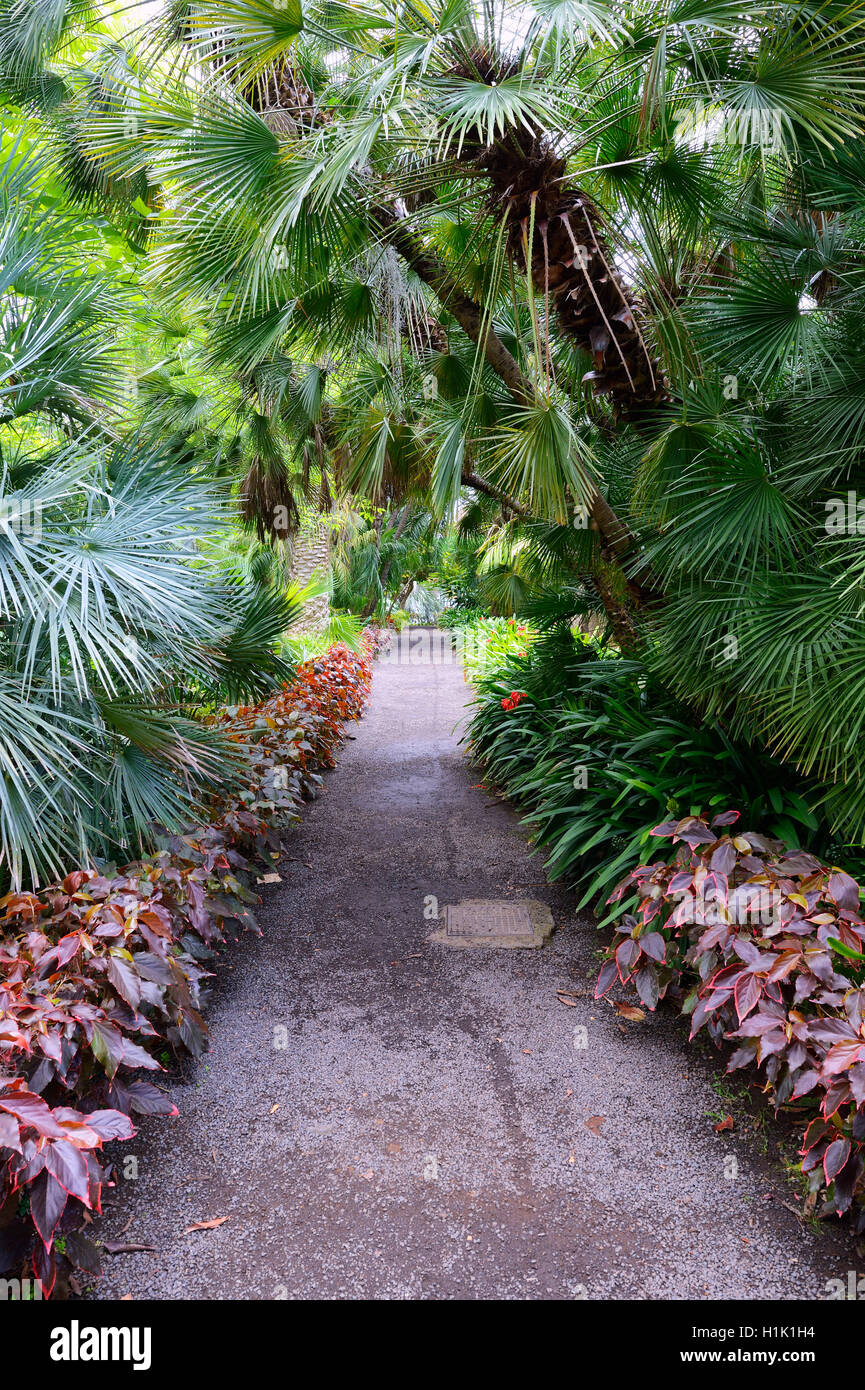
(501, 691, 527, 712)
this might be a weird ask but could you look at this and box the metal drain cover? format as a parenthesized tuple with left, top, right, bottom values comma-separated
(429, 898, 554, 949)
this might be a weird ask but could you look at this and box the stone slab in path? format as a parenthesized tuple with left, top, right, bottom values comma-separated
(429, 898, 553, 948)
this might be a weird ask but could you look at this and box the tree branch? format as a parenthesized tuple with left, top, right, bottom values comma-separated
(460, 469, 527, 517)
(379, 209, 650, 580)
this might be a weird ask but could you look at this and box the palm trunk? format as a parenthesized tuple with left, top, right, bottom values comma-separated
(288, 522, 331, 635)
(382, 212, 655, 647)
(479, 136, 664, 419)
(387, 576, 415, 619)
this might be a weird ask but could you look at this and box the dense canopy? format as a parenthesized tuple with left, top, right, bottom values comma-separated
(2, 0, 865, 875)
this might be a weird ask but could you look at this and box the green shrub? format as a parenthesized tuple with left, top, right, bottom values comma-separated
(435, 604, 488, 631)
(454, 615, 536, 682)
(467, 629, 861, 921)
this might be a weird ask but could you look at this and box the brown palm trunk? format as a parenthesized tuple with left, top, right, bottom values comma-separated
(289, 522, 331, 635)
(479, 136, 664, 419)
(382, 213, 654, 648)
(448, 49, 665, 421)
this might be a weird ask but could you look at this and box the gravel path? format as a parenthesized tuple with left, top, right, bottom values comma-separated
(90, 635, 856, 1300)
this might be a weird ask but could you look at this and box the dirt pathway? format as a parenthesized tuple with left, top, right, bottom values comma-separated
(91, 635, 855, 1300)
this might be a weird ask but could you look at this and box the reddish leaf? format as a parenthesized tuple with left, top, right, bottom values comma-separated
(29, 1171, 68, 1248)
(824, 1137, 852, 1184)
(733, 972, 761, 1022)
(635, 963, 660, 1010)
(616, 937, 640, 981)
(0, 1089, 66, 1138)
(823, 1040, 865, 1076)
(638, 931, 665, 963)
(0, 1111, 22, 1152)
(106, 955, 141, 1010)
(44, 1138, 90, 1204)
(84, 1109, 136, 1142)
(801, 1117, 832, 1152)
(594, 959, 618, 999)
(828, 872, 859, 912)
(649, 821, 679, 838)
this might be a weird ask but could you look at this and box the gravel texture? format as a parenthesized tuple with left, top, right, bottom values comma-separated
(89, 637, 857, 1300)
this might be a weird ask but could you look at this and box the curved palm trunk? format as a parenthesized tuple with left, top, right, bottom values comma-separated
(382, 212, 655, 647)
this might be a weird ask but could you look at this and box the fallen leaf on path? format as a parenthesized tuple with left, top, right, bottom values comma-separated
(269, 1103, 279, 1114)
(714, 1115, 734, 1133)
(257, 873, 282, 884)
(386, 1142, 401, 1155)
(568, 1152, 575, 1165)
(779, 1199, 803, 1218)
(556, 993, 578, 1008)
(182, 1217, 229, 1235)
(614, 1002, 646, 1022)
(121, 1294, 133, 1301)
(104, 1242, 156, 1255)
(585, 1115, 605, 1136)
(521, 1048, 532, 1055)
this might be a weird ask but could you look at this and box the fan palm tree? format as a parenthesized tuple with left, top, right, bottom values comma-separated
(84, 1, 858, 566)
(15, 0, 865, 839)
(0, 123, 301, 886)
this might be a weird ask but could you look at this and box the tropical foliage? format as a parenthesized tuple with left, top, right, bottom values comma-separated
(598, 813, 865, 1228)
(6, 0, 856, 834)
(0, 125, 302, 889)
(0, 637, 375, 1297)
(3, 0, 865, 1278)
(455, 612, 534, 678)
(468, 626, 861, 909)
